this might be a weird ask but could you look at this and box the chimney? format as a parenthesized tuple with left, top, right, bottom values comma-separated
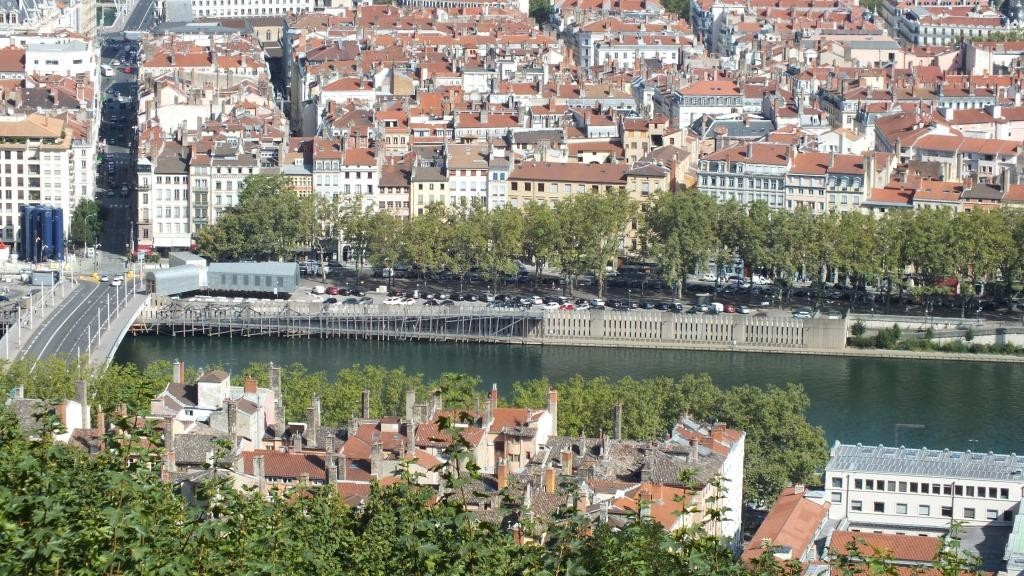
(711, 422, 726, 442)
(794, 483, 805, 494)
(613, 403, 622, 441)
(547, 389, 558, 436)
(576, 490, 590, 512)
(688, 438, 699, 463)
(338, 453, 347, 481)
(370, 431, 384, 479)
(560, 449, 573, 476)
(270, 363, 285, 439)
(641, 450, 653, 483)
(75, 379, 90, 430)
(497, 457, 508, 490)
(489, 383, 498, 413)
(325, 436, 337, 483)
(361, 389, 371, 419)
(292, 429, 302, 452)
(95, 405, 105, 434)
(226, 399, 238, 437)
(544, 464, 556, 493)
(430, 389, 443, 416)
(311, 395, 322, 448)
(163, 416, 177, 473)
(254, 455, 266, 494)
(243, 376, 258, 395)
(172, 359, 184, 385)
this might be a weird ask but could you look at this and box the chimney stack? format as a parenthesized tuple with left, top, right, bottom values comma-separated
(243, 376, 258, 395)
(338, 453, 347, 481)
(292, 429, 302, 452)
(641, 451, 653, 482)
(405, 389, 416, 425)
(325, 436, 337, 483)
(544, 464, 556, 493)
(311, 395, 322, 448)
(613, 403, 622, 441)
(547, 389, 558, 436)
(497, 457, 508, 490)
(75, 379, 90, 430)
(688, 438, 699, 463)
(270, 363, 285, 439)
(370, 431, 384, 479)
(95, 405, 105, 434)
(226, 399, 238, 437)
(163, 416, 177, 473)
(172, 359, 185, 385)
(489, 383, 498, 413)
(711, 422, 726, 442)
(560, 449, 573, 476)
(361, 389, 371, 419)
(431, 389, 443, 417)
(254, 455, 266, 494)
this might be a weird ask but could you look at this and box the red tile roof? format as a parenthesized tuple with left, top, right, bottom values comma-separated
(829, 531, 940, 563)
(242, 450, 326, 482)
(742, 486, 829, 562)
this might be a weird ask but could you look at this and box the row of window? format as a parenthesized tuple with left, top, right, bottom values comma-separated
(701, 176, 784, 190)
(834, 476, 1012, 499)
(838, 495, 1013, 521)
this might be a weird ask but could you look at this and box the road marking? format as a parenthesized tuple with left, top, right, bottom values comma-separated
(24, 283, 104, 367)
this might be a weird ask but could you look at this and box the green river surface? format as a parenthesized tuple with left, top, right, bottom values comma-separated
(114, 336, 1024, 453)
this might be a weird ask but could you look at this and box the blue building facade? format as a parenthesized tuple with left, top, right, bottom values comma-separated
(20, 205, 65, 262)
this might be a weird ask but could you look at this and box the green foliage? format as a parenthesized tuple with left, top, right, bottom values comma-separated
(874, 324, 902, 349)
(851, 321, 866, 337)
(923, 327, 934, 340)
(511, 373, 827, 506)
(68, 199, 102, 248)
(196, 175, 316, 261)
(0, 403, 813, 576)
(529, 0, 552, 22)
(553, 188, 638, 297)
(645, 189, 717, 297)
(964, 327, 975, 342)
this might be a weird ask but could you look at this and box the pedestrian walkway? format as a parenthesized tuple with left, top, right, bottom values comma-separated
(91, 293, 148, 366)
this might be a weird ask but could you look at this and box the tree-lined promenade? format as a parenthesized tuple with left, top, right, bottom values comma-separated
(195, 176, 1024, 313)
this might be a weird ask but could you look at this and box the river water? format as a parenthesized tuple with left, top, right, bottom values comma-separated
(114, 336, 1024, 454)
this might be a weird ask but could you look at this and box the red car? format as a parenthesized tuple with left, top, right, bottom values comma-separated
(326, 286, 340, 295)
(723, 304, 736, 313)
(123, 66, 133, 73)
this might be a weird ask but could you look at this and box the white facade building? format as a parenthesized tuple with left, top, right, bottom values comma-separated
(825, 442, 1024, 533)
(188, 0, 315, 18)
(138, 154, 191, 251)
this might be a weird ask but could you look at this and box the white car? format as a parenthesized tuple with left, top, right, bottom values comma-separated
(542, 301, 560, 310)
(383, 296, 403, 305)
(531, 295, 544, 305)
(399, 297, 417, 305)
(737, 305, 751, 314)
(100, 275, 110, 282)
(111, 278, 122, 287)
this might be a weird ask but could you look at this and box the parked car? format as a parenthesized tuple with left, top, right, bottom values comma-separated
(326, 286, 340, 295)
(559, 303, 576, 311)
(383, 296, 403, 305)
(737, 305, 751, 314)
(792, 306, 815, 319)
(723, 304, 736, 313)
(323, 297, 338, 304)
(542, 301, 560, 310)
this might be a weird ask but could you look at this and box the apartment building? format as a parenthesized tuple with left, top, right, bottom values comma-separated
(189, 0, 316, 19)
(0, 114, 88, 252)
(697, 143, 791, 208)
(188, 143, 261, 230)
(508, 161, 629, 206)
(445, 143, 489, 208)
(825, 442, 1024, 533)
(137, 145, 191, 253)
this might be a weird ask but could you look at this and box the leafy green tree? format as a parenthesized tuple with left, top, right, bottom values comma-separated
(644, 189, 717, 298)
(554, 188, 637, 297)
(68, 199, 102, 249)
(196, 175, 316, 261)
(949, 209, 1011, 317)
(529, 0, 552, 22)
(336, 195, 373, 279)
(405, 203, 451, 279)
(522, 201, 559, 288)
(735, 200, 771, 284)
(478, 205, 524, 293)
(365, 210, 404, 284)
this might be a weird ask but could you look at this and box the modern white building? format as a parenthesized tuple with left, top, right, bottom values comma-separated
(825, 442, 1024, 533)
(138, 152, 192, 252)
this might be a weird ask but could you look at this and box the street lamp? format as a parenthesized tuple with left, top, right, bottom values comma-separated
(94, 242, 102, 269)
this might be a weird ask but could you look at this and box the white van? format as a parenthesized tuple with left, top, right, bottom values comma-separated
(101, 64, 113, 77)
